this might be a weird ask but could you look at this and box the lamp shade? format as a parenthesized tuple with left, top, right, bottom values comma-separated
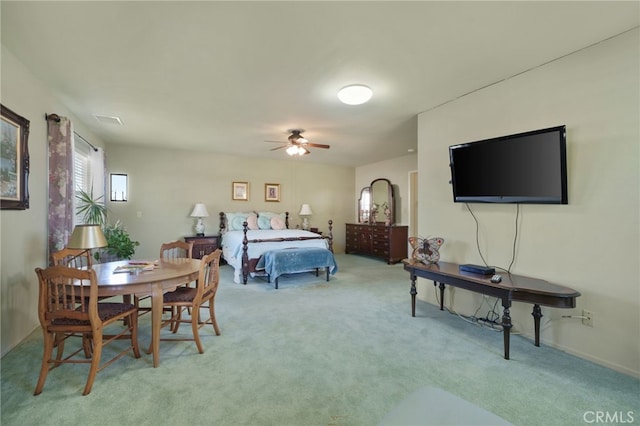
(299, 204, 313, 216)
(190, 203, 209, 218)
(67, 224, 108, 249)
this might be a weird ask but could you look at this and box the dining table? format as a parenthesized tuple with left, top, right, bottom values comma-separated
(91, 258, 201, 367)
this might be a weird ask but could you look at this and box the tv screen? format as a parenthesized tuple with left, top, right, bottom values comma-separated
(449, 125, 568, 204)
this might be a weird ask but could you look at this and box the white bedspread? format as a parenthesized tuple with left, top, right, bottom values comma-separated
(221, 229, 329, 283)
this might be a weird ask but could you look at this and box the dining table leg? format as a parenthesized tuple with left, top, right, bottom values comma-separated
(150, 285, 162, 367)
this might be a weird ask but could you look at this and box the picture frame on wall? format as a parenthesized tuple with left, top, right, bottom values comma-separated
(1, 104, 30, 210)
(265, 183, 280, 202)
(232, 181, 249, 201)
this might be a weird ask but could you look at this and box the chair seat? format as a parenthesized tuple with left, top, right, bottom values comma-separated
(163, 287, 197, 303)
(95, 303, 137, 320)
(52, 303, 137, 326)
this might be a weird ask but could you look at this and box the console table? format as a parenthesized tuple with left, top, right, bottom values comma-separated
(402, 260, 580, 359)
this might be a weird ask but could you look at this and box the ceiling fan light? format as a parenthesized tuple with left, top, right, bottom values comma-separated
(337, 84, 372, 105)
(286, 145, 298, 156)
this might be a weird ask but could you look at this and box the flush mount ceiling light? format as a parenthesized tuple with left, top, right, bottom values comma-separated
(337, 84, 373, 105)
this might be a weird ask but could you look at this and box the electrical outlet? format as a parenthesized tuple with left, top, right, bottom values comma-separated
(582, 309, 594, 327)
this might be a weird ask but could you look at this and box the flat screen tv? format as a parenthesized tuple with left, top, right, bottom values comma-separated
(449, 125, 568, 204)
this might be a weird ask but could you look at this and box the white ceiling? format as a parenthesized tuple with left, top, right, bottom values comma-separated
(2, 1, 638, 167)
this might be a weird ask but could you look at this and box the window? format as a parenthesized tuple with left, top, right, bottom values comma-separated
(73, 132, 104, 224)
(74, 138, 92, 195)
(110, 173, 128, 201)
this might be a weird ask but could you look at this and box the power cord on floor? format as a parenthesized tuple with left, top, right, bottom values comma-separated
(433, 284, 507, 333)
(434, 286, 560, 336)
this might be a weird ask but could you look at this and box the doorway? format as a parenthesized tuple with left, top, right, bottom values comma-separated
(408, 170, 418, 238)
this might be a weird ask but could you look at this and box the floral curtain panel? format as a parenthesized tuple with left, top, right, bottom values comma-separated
(47, 114, 73, 260)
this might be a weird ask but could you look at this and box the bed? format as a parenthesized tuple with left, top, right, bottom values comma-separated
(219, 211, 333, 284)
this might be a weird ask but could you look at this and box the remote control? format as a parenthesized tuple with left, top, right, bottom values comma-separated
(490, 274, 502, 283)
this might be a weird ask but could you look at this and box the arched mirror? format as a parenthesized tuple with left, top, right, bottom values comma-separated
(358, 187, 371, 223)
(370, 178, 394, 225)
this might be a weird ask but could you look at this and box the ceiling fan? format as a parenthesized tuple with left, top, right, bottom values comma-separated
(266, 129, 330, 156)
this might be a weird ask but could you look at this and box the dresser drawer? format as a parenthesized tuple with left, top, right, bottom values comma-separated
(371, 227, 390, 239)
(371, 239, 389, 249)
(184, 236, 221, 260)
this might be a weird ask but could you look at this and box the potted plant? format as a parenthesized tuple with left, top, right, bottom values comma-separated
(76, 187, 108, 226)
(102, 220, 139, 260)
(75, 188, 139, 261)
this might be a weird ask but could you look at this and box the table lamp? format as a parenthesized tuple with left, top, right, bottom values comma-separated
(67, 224, 108, 263)
(190, 203, 209, 236)
(299, 204, 313, 230)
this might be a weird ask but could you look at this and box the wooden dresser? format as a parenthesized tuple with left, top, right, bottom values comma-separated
(345, 223, 408, 264)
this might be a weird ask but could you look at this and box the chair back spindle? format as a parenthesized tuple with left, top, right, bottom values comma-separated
(51, 247, 93, 269)
(160, 241, 193, 260)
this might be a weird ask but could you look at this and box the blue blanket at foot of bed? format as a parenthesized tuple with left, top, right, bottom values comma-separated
(255, 247, 338, 288)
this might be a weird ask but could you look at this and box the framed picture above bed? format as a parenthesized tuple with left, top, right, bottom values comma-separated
(265, 183, 280, 202)
(232, 181, 249, 201)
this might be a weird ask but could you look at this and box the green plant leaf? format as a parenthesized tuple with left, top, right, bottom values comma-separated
(75, 188, 107, 225)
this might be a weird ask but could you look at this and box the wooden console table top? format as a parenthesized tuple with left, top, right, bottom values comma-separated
(402, 259, 580, 359)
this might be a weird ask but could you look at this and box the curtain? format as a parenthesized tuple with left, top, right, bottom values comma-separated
(47, 115, 73, 261)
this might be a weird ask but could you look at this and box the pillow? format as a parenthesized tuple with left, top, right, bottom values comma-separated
(257, 215, 272, 230)
(226, 212, 250, 231)
(270, 215, 286, 230)
(246, 213, 259, 230)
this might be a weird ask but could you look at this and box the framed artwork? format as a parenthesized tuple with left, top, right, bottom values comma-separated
(265, 183, 280, 202)
(232, 181, 249, 201)
(1, 104, 30, 210)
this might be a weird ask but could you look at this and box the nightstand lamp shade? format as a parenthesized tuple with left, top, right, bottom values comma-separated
(67, 224, 108, 250)
(190, 203, 209, 236)
(299, 204, 313, 230)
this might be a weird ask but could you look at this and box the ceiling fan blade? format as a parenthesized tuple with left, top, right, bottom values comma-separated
(265, 140, 286, 144)
(301, 147, 311, 155)
(306, 143, 330, 149)
(270, 145, 287, 151)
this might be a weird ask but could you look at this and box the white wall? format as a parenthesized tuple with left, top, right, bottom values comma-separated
(0, 46, 107, 356)
(417, 30, 639, 376)
(104, 144, 354, 259)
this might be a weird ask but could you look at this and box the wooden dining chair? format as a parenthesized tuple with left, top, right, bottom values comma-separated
(51, 247, 106, 358)
(51, 247, 93, 268)
(34, 265, 141, 396)
(160, 240, 193, 259)
(153, 249, 222, 354)
(135, 240, 194, 317)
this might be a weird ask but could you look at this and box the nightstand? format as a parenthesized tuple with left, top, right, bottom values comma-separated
(309, 227, 322, 235)
(184, 235, 220, 260)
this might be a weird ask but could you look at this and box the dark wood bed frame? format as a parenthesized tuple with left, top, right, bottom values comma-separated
(219, 212, 333, 284)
